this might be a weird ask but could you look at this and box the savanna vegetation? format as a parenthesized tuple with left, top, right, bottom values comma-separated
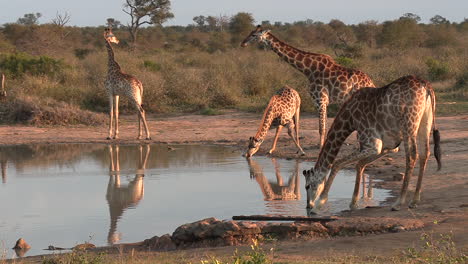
(0, 8, 467, 125)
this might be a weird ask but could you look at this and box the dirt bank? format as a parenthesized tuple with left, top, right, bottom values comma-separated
(1, 111, 467, 262)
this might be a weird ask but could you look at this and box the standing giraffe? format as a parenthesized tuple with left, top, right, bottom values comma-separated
(104, 28, 151, 140)
(246, 85, 305, 157)
(241, 25, 375, 147)
(303, 75, 441, 211)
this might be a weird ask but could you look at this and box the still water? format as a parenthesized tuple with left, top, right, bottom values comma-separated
(0, 144, 390, 257)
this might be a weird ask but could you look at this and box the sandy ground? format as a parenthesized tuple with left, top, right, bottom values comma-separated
(1, 110, 467, 262)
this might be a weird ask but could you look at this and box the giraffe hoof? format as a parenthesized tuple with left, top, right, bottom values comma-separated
(409, 201, 419, 209)
(391, 206, 401, 211)
(146, 137, 151, 140)
(106, 137, 111, 140)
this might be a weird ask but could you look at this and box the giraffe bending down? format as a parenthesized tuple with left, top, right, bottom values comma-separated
(241, 25, 375, 147)
(246, 86, 305, 158)
(303, 75, 442, 211)
(104, 28, 151, 140)
(247, 158, 301, 201)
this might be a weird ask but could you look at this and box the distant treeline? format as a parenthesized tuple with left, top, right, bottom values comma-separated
(0, 12, 467, 124)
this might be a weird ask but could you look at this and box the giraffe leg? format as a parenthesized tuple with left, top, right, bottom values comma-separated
(410, 106, 432, 208)
(109, 144, 115, 173)
(392, 137, 418, 211)
(133, 94, 151, 140)
(317, 98, 328, 148)
(113, 95, 120, 139)
(292, 107, 306, 155)
(107, 95, 114, 140)
(139, 108, 151, 140)
(268, 125, 283, 154)
(286, 122, 305, 155)
(272, 158, 284, 185)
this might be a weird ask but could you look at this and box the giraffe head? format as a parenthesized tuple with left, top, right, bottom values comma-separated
(303, 169, 326, 209)
(246, 136, 262, 158)
(104, 28, 119, 44)
(240, 25, 270, 47)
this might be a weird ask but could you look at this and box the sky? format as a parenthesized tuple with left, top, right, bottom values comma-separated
(0, 0, 467, 27)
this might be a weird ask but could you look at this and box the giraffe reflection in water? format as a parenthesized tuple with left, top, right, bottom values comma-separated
(106, 144, 150, 245)
(1, 159, 6, 184)
(247, 158, 301, 201)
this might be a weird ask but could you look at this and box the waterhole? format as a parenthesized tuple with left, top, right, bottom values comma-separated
(0, 144, 390, 257)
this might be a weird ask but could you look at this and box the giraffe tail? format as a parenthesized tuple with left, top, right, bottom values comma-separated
(427, 81, 442, 171)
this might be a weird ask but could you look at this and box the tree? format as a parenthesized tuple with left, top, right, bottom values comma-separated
(430, 15, 450, 25)
(52, 12, 71, 27)
(17, 13, 42, 26)
(106, 18, 122, 29)
(229, 12, 255, 44)
(193, 15, 206, 28)
(378, 18, 425, 48)
(123, 0, 174, 47)
(399, 13, 421, 23)
(355, 20, 381, 48)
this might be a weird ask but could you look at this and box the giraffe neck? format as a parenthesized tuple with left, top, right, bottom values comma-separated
(314, 117, 354, 179)
(105, 40, 121, 73)
(254, 105, 276, 143)
(262, 33, 320, 76)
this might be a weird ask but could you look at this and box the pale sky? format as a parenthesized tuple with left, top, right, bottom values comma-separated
(0, 0, 467, 27)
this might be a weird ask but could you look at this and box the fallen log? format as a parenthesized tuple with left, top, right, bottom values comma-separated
(232, 215, 338, 222)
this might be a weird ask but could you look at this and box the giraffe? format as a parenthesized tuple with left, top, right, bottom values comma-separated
(103, 28, 151, 140)
(106, 144, 150, 244)
(246, 85, 305, 157)
(302, 75, 442, 211)
(241, 25, 375, 147)
(247, 158, 301, 201)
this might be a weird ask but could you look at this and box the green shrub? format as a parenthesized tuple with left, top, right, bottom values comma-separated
(335, 56, 357, 68)
(143, 60, 162, 72)
(426, 57, 451, 81)
(0, 52, 65, 78)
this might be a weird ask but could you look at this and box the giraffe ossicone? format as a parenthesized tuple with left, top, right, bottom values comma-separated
(241, 25, 375, 147)
(303, 75, 442, 212)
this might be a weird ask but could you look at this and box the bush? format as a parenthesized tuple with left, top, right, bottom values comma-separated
(143, 60, 162, 72)
(335, 56, 357, 68)
(426, 57, 451, 81)
(0, 52, 65, 78)
(0, 95, 106, 126)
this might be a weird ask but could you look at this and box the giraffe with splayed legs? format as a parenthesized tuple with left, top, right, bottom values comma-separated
(241, 25, 375, 147)
(103, 28, 151, 140)
(246, 86, 305, 158)
(302, 75, 442, 211)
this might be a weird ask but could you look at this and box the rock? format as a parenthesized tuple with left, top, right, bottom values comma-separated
(144, 234, 176, 251)
(13, 238, 31, 249)
(325, 217, 424, 236)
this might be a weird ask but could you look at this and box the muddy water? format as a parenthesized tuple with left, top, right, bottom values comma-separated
(0, 144, 390, 257)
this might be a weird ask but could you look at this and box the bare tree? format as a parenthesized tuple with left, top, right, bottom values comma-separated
(52, 11, 71, 27)
(123, 0, 174, 47)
